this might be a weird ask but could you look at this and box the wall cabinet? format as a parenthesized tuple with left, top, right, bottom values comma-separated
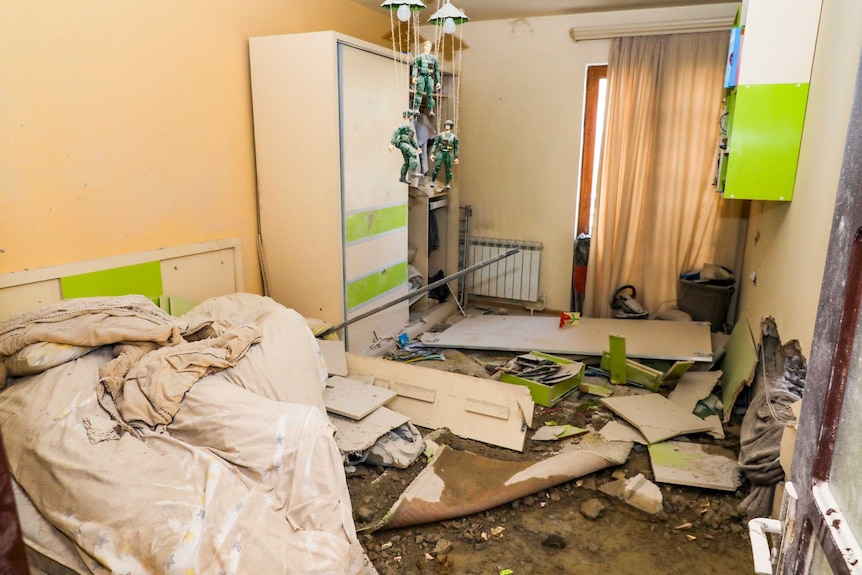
(249, 32, 411, 351)
(720, 0, 822, 201)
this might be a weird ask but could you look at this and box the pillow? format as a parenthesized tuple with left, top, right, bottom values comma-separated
(5, 342, 97, 377)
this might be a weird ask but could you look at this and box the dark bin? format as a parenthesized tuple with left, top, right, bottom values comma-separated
(677, 279, 735, 332)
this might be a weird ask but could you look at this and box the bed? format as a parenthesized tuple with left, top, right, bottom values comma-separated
(0, 292, 376, 574)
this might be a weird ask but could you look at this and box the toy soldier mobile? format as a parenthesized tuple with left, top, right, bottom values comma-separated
(389, 109, 423, 184)
(430, 119, 459, 190)
(412, 41, 442, 117)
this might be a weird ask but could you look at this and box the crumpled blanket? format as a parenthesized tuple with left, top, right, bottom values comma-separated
(0, 295, 261, 441)
(1, 293, 376, 575)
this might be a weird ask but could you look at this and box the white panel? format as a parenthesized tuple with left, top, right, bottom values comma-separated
(737, 0, 822, 85)
(421, 316, 714, 362)
(345, 292, 409, 352)
(346, 351, 534, 451)
(0, 280, 62, 320)
(345, 228, 408, 280)
(160, 248, 239, 304)
(340, 44, 408, 213)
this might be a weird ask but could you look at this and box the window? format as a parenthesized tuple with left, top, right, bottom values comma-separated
(576, 65, 608, 237)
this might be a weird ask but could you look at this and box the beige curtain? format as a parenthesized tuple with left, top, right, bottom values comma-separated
(584, 31, 745, 318)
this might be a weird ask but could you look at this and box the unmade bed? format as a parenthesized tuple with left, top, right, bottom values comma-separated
(0, 293, 375, 574)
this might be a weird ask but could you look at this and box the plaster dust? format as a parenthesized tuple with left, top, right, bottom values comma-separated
(346, 349, 756, 575)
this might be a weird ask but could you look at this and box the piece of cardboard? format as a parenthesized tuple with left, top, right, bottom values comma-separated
(601, 394, 715, 444)
(501, 352, 585, 407)
(329, 406, 411, 454)
(720, 317, 759, 421)
(323, 375, 397, 420)
(649, 440, 741, 491)
(346, 352, 534, 452)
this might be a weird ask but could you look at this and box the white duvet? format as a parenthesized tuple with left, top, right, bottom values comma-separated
(0, 293, 373, 575)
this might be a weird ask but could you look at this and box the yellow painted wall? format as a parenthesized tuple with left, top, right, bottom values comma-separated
(735, 0, 862, 358)
(0, 1, 391, 294)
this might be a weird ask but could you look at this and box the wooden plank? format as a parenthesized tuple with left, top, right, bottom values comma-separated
(323, 375, 397, 420)
(346, 352, 533, 452)
(421, 316, 713, 362)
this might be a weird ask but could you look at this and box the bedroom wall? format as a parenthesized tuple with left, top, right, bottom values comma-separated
(456, 4, 738, 313)
(734, 0, 862, 358)
(0, 1, 391, 295)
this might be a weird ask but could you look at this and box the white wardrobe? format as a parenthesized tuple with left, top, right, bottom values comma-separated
(249, 32, 410, 351)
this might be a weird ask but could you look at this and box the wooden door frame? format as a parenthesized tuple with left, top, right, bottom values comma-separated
(576, 65, 607, 237)
(787, 57, 862, 573)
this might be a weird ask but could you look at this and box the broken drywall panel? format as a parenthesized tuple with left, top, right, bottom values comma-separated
(323, 375, 397, 420)
(419, 316, 713, 362)
(598, 420, 648, 444)
(532, 424, 588, 441)
(648, 440, 741, 491)
(329, 406, 411, 454)
(720, 317, 759, 422)
(345, 352, 534, 452)
(704, 414, 725, 440)
(600, 394, 715, 444)
(318, 339, 349, 376)
(668, 371, 723, 413)
(580, 381, 613, 397)
(598, 473, 664, 516)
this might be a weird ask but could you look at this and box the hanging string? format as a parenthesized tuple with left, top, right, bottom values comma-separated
(390, 12, 401, 96)
(454, 29, 463, 133)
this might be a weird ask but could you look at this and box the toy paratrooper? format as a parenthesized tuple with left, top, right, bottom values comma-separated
(389, 109, 422, 184)
(412, 41, 441, 117)
(430, 119, 459, 189)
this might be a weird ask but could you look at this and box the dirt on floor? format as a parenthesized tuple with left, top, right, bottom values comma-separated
(346, 348, 757, 575)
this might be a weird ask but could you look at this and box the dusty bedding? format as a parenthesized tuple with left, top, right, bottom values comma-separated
(0, 293, 372, 575)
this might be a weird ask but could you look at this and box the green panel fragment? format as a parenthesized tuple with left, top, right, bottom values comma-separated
(725, 83, 809, 201)
(344, 204, 408, 243)
(61, 261, 163, 300)
(346, 261, 408, 310)
(608, 334, 627, 385)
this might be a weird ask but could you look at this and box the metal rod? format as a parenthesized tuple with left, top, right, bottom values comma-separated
(320, 248, 520, 337)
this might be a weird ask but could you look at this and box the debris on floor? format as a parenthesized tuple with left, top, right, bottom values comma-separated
(324, 307, 805, 574)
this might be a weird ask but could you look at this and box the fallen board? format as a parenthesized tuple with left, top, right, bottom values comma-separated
(649, 440, 741, 491)
(323, 375, 397, 420)
(421, 316, 712, 362)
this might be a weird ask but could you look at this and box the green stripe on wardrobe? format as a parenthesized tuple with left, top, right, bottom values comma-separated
(346, 261, 408, 310)
(344, 204, 408, 243)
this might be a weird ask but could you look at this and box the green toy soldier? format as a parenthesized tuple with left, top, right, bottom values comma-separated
(430, 119, 459, 190)
(412, 41, 441, 117)
(389, 109, 423, 184)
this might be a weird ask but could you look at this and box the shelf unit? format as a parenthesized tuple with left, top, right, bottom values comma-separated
(406, 65, 461, 314)
(718, 0, 822, 201)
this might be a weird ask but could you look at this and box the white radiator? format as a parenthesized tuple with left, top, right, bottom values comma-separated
(466, 237, 543, 302)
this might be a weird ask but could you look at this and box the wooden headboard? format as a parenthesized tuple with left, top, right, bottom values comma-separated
(0, 239, 244, 321)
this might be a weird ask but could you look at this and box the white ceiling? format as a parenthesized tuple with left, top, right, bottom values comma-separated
(355, 0, 732, 22)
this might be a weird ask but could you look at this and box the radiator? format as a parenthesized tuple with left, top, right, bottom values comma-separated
(466, 237, 543, 302)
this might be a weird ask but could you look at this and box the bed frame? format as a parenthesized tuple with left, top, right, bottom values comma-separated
(0, 239, 244, 321)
